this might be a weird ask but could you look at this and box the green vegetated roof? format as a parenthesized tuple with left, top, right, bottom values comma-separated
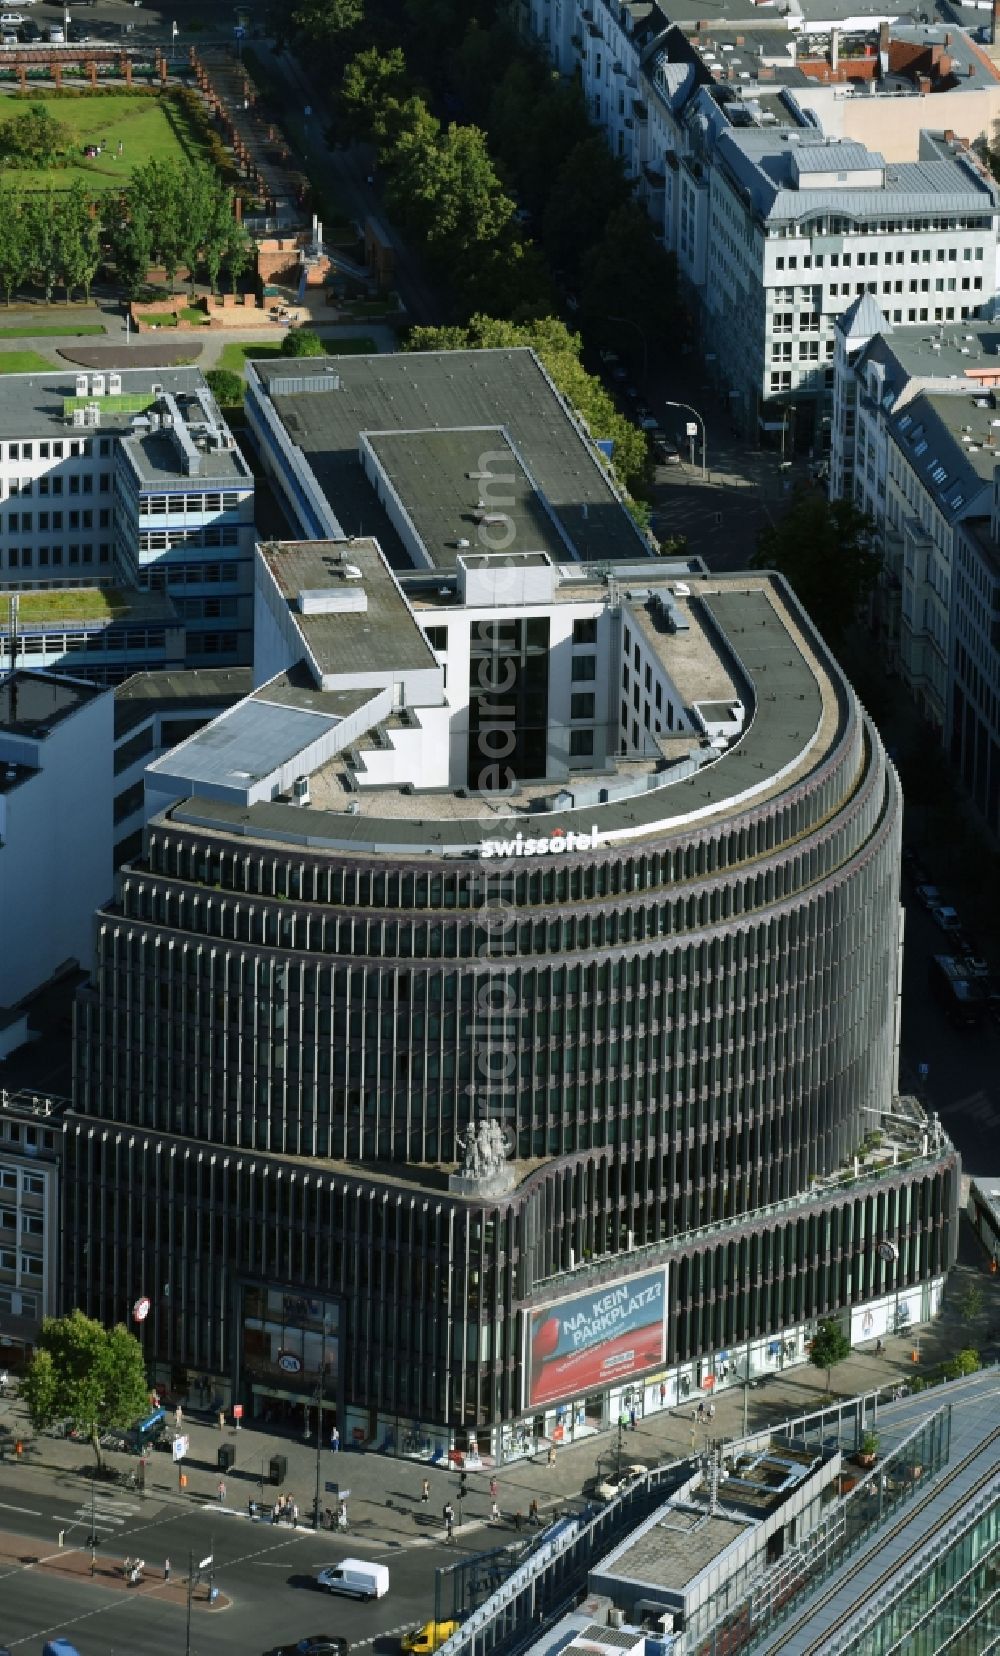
(62, 392, 157, 416)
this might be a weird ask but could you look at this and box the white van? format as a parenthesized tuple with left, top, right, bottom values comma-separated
(316, 1560, 389, 1601)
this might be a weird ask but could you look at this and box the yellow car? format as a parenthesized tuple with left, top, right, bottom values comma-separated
(401, 1622, 459, 1655)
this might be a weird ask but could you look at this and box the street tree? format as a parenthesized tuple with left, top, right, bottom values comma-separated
(809, 1318, 852, 1393)
(293, 0, 363, 41)
(752, 491, 879, 649)
(225, 221, 254, 296)
(206, 367, 245, 408)
(340, 47, 410, 148)
(280, 327, 326, 356)
(0, 191, 29, 306)
(22, 1310, 149, 1468)
(58, 182, 101, 303)
(541, 136, 632, 282)
(580, 202, 678, 356)
(23, 193, 61, 304)
(945, 1347, 981, 1379)
(959, 1283, 984, 1324)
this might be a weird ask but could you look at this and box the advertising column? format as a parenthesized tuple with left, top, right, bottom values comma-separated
(524, 1267, 669, 1410)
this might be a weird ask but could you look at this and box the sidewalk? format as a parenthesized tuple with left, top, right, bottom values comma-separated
(2, 1225, 997, 1554)
(0, 1528, 229, 1612)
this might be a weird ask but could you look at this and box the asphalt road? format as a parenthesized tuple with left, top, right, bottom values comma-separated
(0, 1472, 499, 1656)
(897, 879, 1000, 1172)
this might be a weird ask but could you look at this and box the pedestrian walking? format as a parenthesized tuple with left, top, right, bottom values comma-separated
(330, 1425, 340, 1452)
(123, 1555, 132, 1580)
(529, 1499, 540, 1526)
(421, 1477, 430, 1503)
(490, 1499, 501, 1522)
(489, 1476, 498, 1501)
(337, 1501, 348, 1531)
(708, 1402, 716, 1421)
(174, 1404, 183, 1428)
(218, 1410, 225, 1431)
(659, 1382, 666, 1406)
(164, 1557, 171, 1582)
(514, 1510, 523, 1532)
(217, 1478, 227, 1503)
(291, 1501, 299, 1526)
(629, 1407, 637, 1431)
(547, 1446, 556, 1467)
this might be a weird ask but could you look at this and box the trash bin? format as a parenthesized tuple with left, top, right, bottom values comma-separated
(269, 1454, 287, 1485)
(218, 1443, 235, 1472)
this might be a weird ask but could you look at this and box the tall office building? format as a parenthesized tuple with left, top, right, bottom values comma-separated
(64, 538, 958, 1459)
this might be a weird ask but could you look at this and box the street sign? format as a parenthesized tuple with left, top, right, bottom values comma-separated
(132, 1297, 151, 1323)
(233, 1404, 243, 1419)
(234, 25, 245, 37)
(199, 1553, 213, 1570)
(172, 1434, 189, 1461)
(685, 422, 698, 438)
(325, 1480, 338, 1494)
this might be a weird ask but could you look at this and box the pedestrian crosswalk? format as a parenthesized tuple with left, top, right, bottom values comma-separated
(69, 1497, 142, 1532)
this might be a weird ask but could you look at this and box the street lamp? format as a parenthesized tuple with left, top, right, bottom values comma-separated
(312, 1314, 330, 1530)
(607, 315, 648, 386)
(663, 399, 707, 481)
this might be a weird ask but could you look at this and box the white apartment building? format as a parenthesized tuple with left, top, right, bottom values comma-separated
(951, 509, 1000, 834)
(0, 1090, 65, 1366)
(0, 672, 113, 1017)
(0, 368, 255, 676)
(885, 388, 997, 733)
(518, 1, 1000, 444)
(706, 127, 1000, 444)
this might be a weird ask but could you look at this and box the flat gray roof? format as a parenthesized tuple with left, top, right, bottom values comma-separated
(114, 668, 253, 738)
(252, 348, 651, 568)
(153, 697, 345, 790)
(0, 367, 211, 440)
(167, 574, 835, 857)
(608, 1506, 750, 1592)
(259, 538, 437, 676)
(0, 670, 106, 739)
(122, 425, 250, 488)
(366, 427, 573, 569)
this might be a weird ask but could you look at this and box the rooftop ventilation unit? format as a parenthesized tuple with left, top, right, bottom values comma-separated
(108, 372, 122, 396)
(342, 564, 363, 580)
(293, 775, 311, 807)
(90, 373, 105, 397)
(72, 408, 86, 428)
(75, 373, 89, 398)
(151, 383, 164, 397)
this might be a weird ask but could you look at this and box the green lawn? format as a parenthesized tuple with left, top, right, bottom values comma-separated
(0, 323, 106, 339)
(216, 336, 378, 377)
(0, 350, 56, 373)
(4, 94, 204, 192)
(16, 587, 127, 624)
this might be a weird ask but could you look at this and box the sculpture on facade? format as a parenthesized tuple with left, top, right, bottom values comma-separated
(459, 1117, 509, 1180)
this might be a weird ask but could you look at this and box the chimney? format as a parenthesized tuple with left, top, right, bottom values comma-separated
(918, 74, 931, 94)
(944, 128, 956, 142)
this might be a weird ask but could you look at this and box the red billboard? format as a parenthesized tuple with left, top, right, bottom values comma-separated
(524, 1268, 668, 1408)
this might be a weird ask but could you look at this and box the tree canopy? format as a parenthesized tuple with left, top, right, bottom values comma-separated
(752, 491, 879, 649)
(22, 1310, 149, 1467)
(280, 327, 327, 356)
(809, 1318, 852, 1393)
(0, 105, 73, 170)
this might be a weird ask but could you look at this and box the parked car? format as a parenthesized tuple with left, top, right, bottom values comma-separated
(930, 905, 962, 934)
(67, 21, 90, 38)
(18, 19, 40, 36)
(0, 14, 26, 25)
(46, 22, 64, 38)
(914, 883, 943, 910)
(265, 1640, 346, 1656)
(653, 437, 681, 464)
(583, 1463, 648, 1503)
